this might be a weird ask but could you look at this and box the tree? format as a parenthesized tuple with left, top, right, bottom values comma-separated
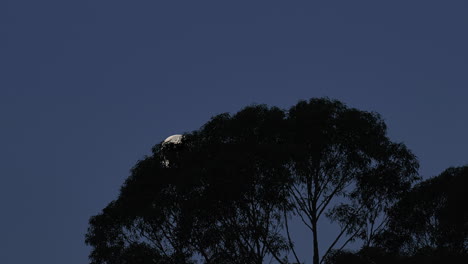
(86, 98, 420, 264)
(86, 105, 292, 264)
(282, 99, 419, 264)
(178, 105, 292, 263)
(377, 165, 468, 256)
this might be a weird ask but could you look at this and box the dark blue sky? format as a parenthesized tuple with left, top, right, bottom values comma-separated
(1, 1, 467, 263)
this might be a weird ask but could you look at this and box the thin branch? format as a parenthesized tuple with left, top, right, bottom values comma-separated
(293, 205, 313, 231)
(291, 184, 313, 219)
(316, 176, 350, 220)
(284, 210, 302, 264)
(320, 222, 352, 263)
(337, 226, 363, 252)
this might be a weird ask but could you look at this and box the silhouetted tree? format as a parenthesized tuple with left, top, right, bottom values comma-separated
(323, 247, 400, 264)
(178, 105, 293, 263)
(377, 165, 468, 256)
(324, 166, 468, 264)
(325, 246, 468, 264)
(282, 99, 419, 264)
(86, 98, 420, 264)
(86, 105, 292, 264)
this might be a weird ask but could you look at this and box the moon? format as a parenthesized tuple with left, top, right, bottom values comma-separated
(161, 135, 183, 167)
(163, 134, 183, 144)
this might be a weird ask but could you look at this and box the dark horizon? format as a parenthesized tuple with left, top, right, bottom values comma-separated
(1, 1, 467, 263)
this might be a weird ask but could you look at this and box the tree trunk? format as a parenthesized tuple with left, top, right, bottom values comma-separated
(312, 219, 319, 264)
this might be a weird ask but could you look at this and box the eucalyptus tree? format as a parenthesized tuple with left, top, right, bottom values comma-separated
(283, 98, 419, 264)
(186, 105, 293, 264)
(85, 98, 420, 264)
(85, 142, 199, 264)
(377, 165, 468, 256)
(86, 105, 292, 264)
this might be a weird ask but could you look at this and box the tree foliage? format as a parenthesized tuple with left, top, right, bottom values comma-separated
(282, 99, 419, 263)
(86, 98, 421, 264)
(86, 105, 292, 264)
(325, 165, 468, 264)
(377, 165, 468, 256)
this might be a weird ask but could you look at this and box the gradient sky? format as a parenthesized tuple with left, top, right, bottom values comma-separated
(1, 1, 467, 263)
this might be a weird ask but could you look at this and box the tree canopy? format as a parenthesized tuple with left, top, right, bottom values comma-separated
(324, 165, 468, 264)
(86, 98, 421, 264)
(378, 165, 468, 256)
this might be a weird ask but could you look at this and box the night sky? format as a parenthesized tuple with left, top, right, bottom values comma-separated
(1, 1, 467, 263)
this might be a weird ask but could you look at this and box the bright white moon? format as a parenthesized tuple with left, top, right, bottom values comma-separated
(161, 134, 183, 167)
(163, 134, 183, 144)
